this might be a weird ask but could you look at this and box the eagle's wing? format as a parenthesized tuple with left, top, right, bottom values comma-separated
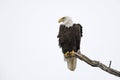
(57, 25, 65, 48)
(75, 24, 83, 51)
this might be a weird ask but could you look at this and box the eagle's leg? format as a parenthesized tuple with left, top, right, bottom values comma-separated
(64, 51, 70, 58)
(70, 50, 75, 57)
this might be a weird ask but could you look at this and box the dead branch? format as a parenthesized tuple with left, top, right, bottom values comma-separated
(75, 51, 120, 77)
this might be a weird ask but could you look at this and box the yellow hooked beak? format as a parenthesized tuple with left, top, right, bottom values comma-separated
(58, 17, 64, 23)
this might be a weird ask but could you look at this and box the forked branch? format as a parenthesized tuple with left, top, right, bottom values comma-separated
(75, 51, 120, 77)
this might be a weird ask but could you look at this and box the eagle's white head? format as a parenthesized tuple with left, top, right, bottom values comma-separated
(58, 16, 73, 27)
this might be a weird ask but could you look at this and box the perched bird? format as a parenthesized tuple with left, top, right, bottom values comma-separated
(57, 16, 83, 71)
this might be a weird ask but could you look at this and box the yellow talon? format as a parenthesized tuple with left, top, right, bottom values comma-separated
(64, 51, 69, 58)
(64, 50, 75, 58)
(70, 50, 75, 57)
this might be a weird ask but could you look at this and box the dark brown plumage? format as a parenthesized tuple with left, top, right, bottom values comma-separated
(57, 24, 82, 54)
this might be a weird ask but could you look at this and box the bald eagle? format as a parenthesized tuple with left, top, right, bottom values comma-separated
(57, 16, 83, 71)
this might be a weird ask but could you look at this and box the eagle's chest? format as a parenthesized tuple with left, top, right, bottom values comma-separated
(63, 27, 75, 39)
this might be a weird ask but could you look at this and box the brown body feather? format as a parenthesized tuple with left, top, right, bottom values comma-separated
(57, 24, 82, 71)
(57, 24, 82, 53)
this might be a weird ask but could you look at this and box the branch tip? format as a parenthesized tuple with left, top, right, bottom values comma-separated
(109, 61, 112, 68)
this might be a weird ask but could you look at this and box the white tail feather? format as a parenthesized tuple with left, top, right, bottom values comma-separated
(66, 56, 77, 71)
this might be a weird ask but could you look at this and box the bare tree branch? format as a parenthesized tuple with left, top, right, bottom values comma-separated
(75, 51, 120, 77)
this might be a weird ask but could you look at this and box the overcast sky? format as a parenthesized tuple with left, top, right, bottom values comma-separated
(0, 0, 120, 80)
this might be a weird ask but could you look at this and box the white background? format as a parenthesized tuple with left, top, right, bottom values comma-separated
(0, 0, 120, 80)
